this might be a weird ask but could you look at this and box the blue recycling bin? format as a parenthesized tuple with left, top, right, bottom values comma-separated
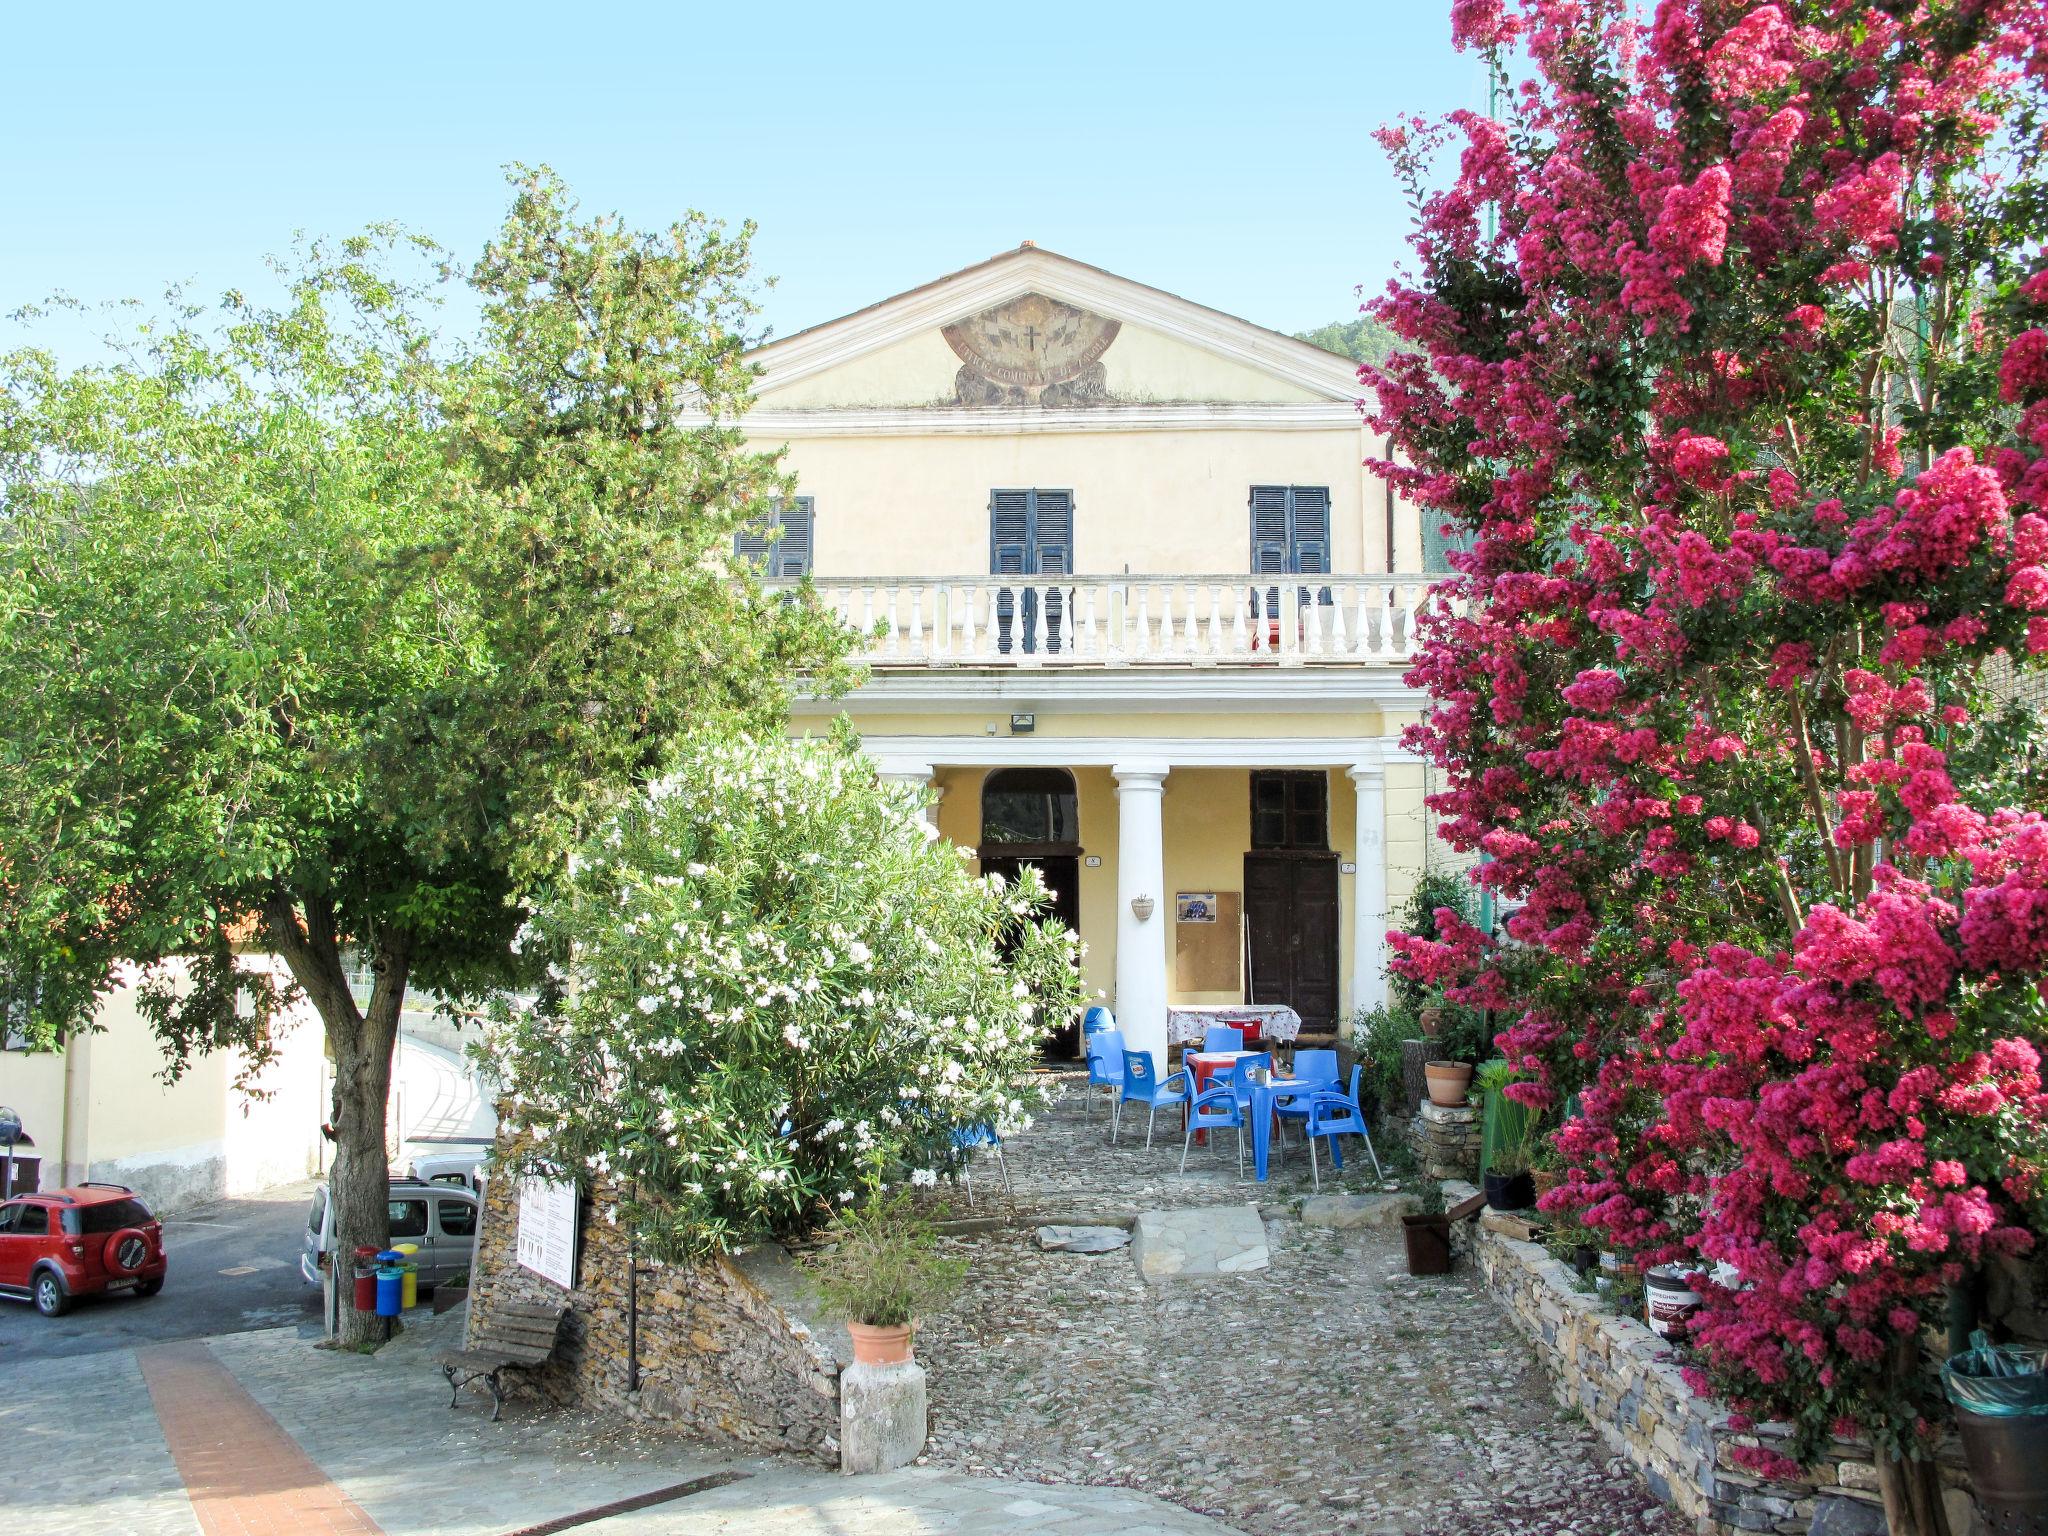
(374, 1248, 404, 1318)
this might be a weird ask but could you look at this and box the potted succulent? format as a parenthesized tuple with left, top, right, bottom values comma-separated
(800, 1195, 966, 1366)
(1402, 1182, 1454, 1276)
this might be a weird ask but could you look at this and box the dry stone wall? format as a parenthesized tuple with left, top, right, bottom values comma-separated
(467, 1169, 844, 1462)
(1473, 1218, 1983, 1536)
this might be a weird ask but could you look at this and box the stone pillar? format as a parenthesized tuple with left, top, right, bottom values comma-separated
(1348, 756, 1389, 1018)
(1112, 761, 1171, 1065)
(840, 1358, 927, 1474)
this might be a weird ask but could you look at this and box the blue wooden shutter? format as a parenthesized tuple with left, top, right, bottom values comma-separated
(1288, 487, 1330, 575)
(1032, 489, 1072, 576)
(733, 497, 814, 578)
(774, 496, 814, 579)
(1249, 486, 1291, 575)
(989, 490, 1032, 576)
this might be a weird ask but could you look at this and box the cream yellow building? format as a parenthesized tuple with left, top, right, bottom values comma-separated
(0, 958, 328, 1211)
(738, 246, 1439, 1064)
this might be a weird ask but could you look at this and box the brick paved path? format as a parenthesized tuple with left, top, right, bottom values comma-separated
(138, 1339, 384, 1536)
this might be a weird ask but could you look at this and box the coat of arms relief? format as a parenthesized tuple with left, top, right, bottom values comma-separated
(941, 293, 1121, 407)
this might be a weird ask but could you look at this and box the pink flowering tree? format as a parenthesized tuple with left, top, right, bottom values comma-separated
(1371, 3, 2048, 1530)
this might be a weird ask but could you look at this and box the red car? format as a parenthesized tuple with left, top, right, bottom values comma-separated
(0, 1184, 167, 1317)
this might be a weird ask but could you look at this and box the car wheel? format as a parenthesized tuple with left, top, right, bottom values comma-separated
(33, 1270, 70, 1317)
(137, 1277, 164, 1298)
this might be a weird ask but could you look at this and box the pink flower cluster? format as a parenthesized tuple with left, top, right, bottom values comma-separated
(1368, 0, 2048, 1479)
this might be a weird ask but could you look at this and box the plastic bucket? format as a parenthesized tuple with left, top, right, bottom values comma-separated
(1645, 1265, 1701, 1338)
(393, 1243, 419, 1310)
(1403, 1214, 1452, 1275)
(351, 1244, 380, 1312)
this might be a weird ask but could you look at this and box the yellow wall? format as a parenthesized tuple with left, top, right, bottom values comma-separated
(801, 709, 1391, 744)
(759, 317, 1326, 409)
(0, 959, 327, 1210)
(924, 761, 1424, 1036)
(767, 425, 1389, 578)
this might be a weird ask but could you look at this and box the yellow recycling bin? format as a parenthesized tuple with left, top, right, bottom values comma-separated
(392, 1242, 420, 1309)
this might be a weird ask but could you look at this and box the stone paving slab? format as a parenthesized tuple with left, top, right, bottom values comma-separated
(0, 1344, 199, 1536)
(1131, 1204, 1271, 1280)
(635, 1462, 1235, 1534)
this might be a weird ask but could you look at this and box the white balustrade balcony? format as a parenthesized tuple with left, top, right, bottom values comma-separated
(771, 574, 1440, 667)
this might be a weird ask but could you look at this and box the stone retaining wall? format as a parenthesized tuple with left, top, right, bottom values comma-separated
(1473, 1217, 1983, 1536)
(1409, 1101, 1482, 1179)
(467, 1170, 844, 1462)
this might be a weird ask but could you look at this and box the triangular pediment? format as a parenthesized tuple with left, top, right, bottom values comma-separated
(749, 247, 1362, 412)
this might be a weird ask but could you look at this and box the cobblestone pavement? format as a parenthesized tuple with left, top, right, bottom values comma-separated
(913, 1081, 1689, 1536)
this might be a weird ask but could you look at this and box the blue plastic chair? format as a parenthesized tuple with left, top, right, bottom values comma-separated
(1083, 1005, 1115, 1036)
(1181, 1081, 1246, 1175)
(1301, 1065, 1385, 1191)
(1201, 1024, 1245, 1053)
(1084, 1029, 1126, 1118)
(950, 1122, 1010, 1206)
(1272, 1048, 1340, 1157)
(1112, 1049, 1188, 1148)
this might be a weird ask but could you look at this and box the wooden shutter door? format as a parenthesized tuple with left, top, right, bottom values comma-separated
(1033, 490, 1072, 654)
(1250, 486, 1290, 646)
(775, 497, 815, 580)
(990, 490, 1032, 654)
(1289, 486, 1331, 607)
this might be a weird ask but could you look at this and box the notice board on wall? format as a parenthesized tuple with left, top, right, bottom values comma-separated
(1175, 890, 1242, 993)
(516, 1177, 581, 1291)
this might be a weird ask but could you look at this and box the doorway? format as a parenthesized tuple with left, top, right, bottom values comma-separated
(979, 768, 1085, 1057)
(1244, 771, 1340, 1031)
(1244, 855, 1339, 1030)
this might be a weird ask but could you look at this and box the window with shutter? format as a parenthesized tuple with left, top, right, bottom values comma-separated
(989, 489, 1073, 655)
(733, 497, 814, 579)
(1249, 485, 1334, 628)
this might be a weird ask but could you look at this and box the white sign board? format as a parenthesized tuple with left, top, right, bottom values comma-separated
(515, 1177, 580, 1290)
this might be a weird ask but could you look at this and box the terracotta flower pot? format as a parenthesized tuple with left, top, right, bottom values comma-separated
(1424, 1060, 1473, 1107)
(847, 1321, 914, 1366)
(1418, 1005, 1443, 1040)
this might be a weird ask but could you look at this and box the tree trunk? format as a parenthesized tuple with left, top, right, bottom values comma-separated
(1875, 1333, 1954, 1536)
(264, 891, 412, 1348)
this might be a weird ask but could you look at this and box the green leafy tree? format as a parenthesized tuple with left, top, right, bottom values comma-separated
(1296, 313, 1401, 367)
(0, 167, 854, 1344)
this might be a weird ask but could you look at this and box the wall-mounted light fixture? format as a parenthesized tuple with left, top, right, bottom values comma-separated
(1010, 712, 1036, 734)
(1130, 894, 1156, 922)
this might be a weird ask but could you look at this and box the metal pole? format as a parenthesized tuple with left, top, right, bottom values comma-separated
(3, 1135, 13, 1199)
(626, 1178, 640, 1395)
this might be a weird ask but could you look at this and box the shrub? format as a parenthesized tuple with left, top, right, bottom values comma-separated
(481, 731, 1084, 1261)
(798, 1194, 966, 1328)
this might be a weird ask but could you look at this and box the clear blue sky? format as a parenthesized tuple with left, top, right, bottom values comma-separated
(4, 2, 1488, 364)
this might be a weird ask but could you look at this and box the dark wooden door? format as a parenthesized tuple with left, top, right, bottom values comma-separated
(980, 853, 1082, 1056)
(1244, 853, 1340, 1030)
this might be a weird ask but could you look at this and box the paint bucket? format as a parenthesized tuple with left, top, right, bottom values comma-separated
(1645, 1264, 1702, 1338)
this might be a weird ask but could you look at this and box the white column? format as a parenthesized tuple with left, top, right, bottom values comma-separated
(1112, 761, 1171, 1065)
(874, 760, 938, 827)
(1348, 755, 1389, 1018)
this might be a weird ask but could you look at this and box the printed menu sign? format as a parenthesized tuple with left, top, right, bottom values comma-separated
(515, 1177, 580, 1290)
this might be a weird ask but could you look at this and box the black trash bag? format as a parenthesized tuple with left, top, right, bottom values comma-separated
(1945, 1330, 2048, 1419)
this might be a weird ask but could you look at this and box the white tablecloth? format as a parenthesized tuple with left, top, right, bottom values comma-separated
(1165, 1004, 1303, 1046)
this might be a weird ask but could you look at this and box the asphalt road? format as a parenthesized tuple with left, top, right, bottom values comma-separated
(0, 1181, 323, 1366)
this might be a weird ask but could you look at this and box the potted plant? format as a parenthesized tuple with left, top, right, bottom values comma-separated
(1424, 1059, 1473, 1107)
(1402, 1182, 1454, 1276)
(1483, 1134, 1536, 1212)
(1418, 1004, 1443, 1040)
(800, 1195, 966, 1366)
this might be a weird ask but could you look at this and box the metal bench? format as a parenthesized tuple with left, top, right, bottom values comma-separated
(441, 1301, 567, 1421)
